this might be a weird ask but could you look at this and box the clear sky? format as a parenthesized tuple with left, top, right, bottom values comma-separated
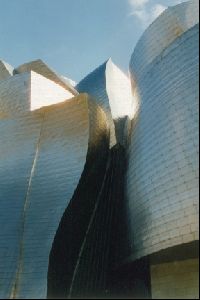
(0, 0, 187, 82)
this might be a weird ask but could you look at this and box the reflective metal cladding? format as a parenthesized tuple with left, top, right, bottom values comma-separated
(126, 0, 199, 262)
(0, 93, 109, 298)
(76, 59, 134, 147)
(0, 0, 199, 299)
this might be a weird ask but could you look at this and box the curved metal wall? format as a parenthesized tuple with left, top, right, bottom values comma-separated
(0, 73, 31, 118)
(76, 59, 133, 147)
(126, 18, 199, 262)
(0, 94, 109, 299)
(131, 0, 199, 82)
(76, 61, 116, 146)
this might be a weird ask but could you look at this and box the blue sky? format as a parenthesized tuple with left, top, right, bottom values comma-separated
(0, 0, 186, 82)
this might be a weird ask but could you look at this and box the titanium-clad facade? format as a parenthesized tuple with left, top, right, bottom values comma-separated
(131, 0, 199, 82)
(14, 59, 78, 96)
(77, 62, 114, 143)
(0, 60, 13, 81)
(76, 59, 133, 146)
(0, 94, 109, 299)
(126, 7, 199, 262)
(0, 1, 199, 298)
(0, 71, 74, 118)
(0, 72, 31, 117)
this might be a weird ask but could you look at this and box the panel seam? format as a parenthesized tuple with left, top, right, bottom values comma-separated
(9, 111, 46, 299)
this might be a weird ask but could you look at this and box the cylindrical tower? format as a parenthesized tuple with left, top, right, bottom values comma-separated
(124, 1, 199, 298)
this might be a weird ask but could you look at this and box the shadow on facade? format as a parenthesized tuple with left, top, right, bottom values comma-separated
(47, 112, 151, 299)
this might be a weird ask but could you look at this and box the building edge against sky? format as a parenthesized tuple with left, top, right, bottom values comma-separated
(75, 0, 199, 298)
(76, 58, 134, 147)
(126, 0, 199, 262)
(123, 1, 199, 298)
(0, 0, 199, 299)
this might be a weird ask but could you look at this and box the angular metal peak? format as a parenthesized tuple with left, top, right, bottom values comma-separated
(14, 59, 78, 96)
(0, 60, 13, 80)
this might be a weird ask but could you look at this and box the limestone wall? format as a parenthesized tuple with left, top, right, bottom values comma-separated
(151, 258, 199, 299)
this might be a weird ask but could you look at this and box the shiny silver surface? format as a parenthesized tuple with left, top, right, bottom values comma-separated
(76, 59, 133, 147)
(131, 0, 199, 82)
(0, 60, 13, 81)
(14, 59, 78, 96)
(0, 71, 74, 118)
(0, 73, 31, 118)
(126, 10, 199, 263)
(0, 94, 109, 298)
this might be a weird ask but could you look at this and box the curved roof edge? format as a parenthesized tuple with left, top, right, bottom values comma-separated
(130, 0, 199, 79)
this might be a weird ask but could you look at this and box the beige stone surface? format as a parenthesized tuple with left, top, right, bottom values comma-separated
(151, 258, 199, 299)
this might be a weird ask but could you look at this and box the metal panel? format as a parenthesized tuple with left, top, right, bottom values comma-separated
(0, 73, 31, 118)
(76, 59, 133, 147)
(14, 59, 78, 96)
(131, 0, 199, 81)
(126, 21, 199, 262)
(0, 60, 13, 81)
(0, 72, 74, 118)
(0, 94, 109, 298)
